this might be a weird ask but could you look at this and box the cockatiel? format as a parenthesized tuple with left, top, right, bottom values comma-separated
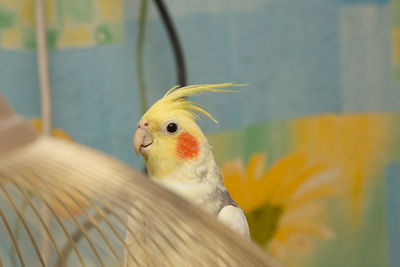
(133, 83, 249, 236)
(124, 84, 250, 266)
(126, 83, 250, 266)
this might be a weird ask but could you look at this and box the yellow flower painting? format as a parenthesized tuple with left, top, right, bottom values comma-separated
(221, 151, 343, 259)
(211, 112, 398, 266)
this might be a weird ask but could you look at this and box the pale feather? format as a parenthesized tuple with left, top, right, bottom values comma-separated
(218, 205, 251, 239)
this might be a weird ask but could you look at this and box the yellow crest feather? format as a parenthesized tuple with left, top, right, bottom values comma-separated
(147, 83, 242, 124)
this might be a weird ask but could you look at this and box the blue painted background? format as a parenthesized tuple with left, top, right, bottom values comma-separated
(1, 0, 399, 168)
(0, 0, 399, 266)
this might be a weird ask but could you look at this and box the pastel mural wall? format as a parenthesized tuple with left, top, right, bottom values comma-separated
(0, 0, 399, 266)
(0, 0, 124, 49)
(211, 113, 400, 266)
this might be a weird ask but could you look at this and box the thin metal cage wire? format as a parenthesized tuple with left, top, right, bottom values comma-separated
(0, 137, 279, 267)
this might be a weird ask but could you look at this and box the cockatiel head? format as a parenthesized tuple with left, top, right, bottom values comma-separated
(133, 83, 236, 179)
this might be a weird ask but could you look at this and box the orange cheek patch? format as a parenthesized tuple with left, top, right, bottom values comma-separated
(176, 132, 199, 159)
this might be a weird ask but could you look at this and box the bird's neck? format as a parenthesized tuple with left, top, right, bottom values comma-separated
(148, 140, 220, 183)
(150, 147, 228, 214)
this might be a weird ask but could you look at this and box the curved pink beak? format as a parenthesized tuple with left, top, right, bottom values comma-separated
(133, 122, 153, 156)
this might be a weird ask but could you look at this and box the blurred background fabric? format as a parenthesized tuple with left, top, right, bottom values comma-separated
(0, 0, 399, 266)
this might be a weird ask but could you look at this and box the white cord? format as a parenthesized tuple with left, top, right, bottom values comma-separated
(35, 0, 52, 136)
(34, 0, 52, 264)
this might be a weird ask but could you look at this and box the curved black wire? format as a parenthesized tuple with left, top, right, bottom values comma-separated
(153, 0, 187, 87)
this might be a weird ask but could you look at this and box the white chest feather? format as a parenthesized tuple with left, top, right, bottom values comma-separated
(158, 179, 213, 202)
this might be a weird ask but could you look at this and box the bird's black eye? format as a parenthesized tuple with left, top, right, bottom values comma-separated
(166, 122, 178, 133)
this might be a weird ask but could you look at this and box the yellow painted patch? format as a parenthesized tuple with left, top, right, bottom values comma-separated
(58, 25, 94, 48)
(95, 0, 122, 21)
(0, 0, 17, 9)
(393, 28, 400, 64)
(19, 1, 34, 25)
(290, 113, 392, 223)
(1, 28, 21, 48)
